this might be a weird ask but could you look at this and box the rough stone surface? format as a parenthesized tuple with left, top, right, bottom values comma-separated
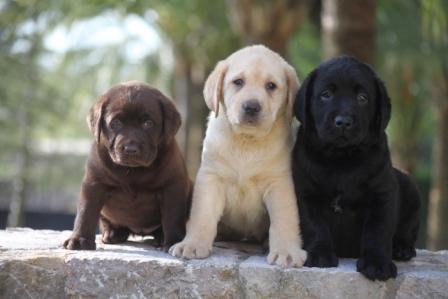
(0, 228, 447, 299)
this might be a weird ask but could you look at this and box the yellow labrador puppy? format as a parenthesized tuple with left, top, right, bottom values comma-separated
(169, 45, 306, 267)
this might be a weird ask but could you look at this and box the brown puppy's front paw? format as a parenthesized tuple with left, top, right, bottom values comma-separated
(168, 240, 212, 259)
(267, 246, 307, 268)
(356, 255, 397, 281)
(63, 237, 96, 250)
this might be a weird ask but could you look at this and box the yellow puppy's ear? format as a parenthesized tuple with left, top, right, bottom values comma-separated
(284, 64, 300, 123)
(203, 60, 228, 117)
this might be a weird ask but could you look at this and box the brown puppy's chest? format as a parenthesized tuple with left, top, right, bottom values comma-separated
(101, 186, 162, 234)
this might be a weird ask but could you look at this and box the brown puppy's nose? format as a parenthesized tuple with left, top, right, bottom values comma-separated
(334, 115, 353, 129)
(242, 100, 261, 116)
(123, 143, 139, 155)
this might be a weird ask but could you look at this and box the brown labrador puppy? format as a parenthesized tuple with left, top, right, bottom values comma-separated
(63, 81, 192, 250)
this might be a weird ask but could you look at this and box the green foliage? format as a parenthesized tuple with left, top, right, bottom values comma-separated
(421, 0, 448, 103)
(422, 0, 448, 47)
(288, 20, 322, 79)
(151, 0, 241, 67)
(376, 0, 437, 175)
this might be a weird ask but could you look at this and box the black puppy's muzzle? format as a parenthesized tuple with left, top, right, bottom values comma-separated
(241, 100, 261, 124)
(334, 115, 354, 130)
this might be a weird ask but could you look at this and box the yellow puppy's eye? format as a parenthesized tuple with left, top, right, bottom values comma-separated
(266, 82, 277, 91)
(233, 79, 244, 87)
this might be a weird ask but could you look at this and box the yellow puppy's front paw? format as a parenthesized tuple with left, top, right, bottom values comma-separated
(168, 240, 212, 259)
(267, 246, 307, 268)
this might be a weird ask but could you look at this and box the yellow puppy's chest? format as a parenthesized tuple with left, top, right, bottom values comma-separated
(220, 173, 270, 240)
(203, 124, 291, 240)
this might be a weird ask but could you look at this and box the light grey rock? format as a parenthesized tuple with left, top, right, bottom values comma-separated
(0, 228, 447, 299)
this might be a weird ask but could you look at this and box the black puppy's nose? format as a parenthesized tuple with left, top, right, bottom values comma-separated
(242, 100, 261, 116)
(334, 115, 354, 129)
(123, 144, 139, 155)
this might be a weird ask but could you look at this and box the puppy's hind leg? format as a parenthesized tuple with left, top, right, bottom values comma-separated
(169, 171, 225, 259)
(393, 169, 421, 261)
(100, 216, 131, 244)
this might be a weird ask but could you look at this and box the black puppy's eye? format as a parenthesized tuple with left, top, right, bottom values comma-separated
(143, 119, 153, 129)
(320, 89, 333, 100)
(233, 79, 244, 87)
(110, 119, 122, 130)
(266, 82, 277, 91)
(357, 93, 368, 105)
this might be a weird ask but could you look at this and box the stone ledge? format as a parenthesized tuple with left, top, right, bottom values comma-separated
(0, 228, 447, 299)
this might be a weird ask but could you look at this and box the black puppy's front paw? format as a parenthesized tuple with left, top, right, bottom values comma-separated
(305, 250, 338, 268)
(356, 255, 397, 281)
(393, 242, 416, 261)
(63, 236, 96, 250)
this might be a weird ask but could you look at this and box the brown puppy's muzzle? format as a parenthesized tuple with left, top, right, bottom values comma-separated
(122, 143, 140, 155)
(241, 99, 262, 125)
(112, 138, 156, 167)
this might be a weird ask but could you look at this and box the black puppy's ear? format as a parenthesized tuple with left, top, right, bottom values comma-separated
(159, 96, 181, 146)
(374, 76, 392, 133)
(87, 95, 107, 144)
(294, 70, 316, 129)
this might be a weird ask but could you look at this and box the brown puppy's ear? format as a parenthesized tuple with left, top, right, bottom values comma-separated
(203, 60, 228, 117)
(284, 64, 300, 123)
(87, 95, 107, 144)
(374, 76, 392, 133)
(159, 95, 181, 146)
(293, 69, 317, 130)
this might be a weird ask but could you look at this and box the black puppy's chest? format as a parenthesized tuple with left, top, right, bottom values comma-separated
(308, 162, 371, 211)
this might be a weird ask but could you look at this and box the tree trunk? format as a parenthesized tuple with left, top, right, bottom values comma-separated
(427, 102, 448, 250)
(227, 0, 307, 57)
(7, 108, 31, 227)
(172, 50, 206, 177)
(321, 0, 376, 64)
(7, 23, 39, 227)
(390, 66, 422, 175)
(172, 51, 190, 155)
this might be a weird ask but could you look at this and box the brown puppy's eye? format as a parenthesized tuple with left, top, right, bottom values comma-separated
(357, 93, 368, 105)
(233, 79, 244, 87)
(266, 82, 277, 91)
(143, 119, 153, 129)
(110, 119, 122, 130)
(321, 89, 333, 100)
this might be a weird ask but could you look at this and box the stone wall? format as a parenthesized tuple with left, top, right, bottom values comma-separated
(1, 228, 447, 298)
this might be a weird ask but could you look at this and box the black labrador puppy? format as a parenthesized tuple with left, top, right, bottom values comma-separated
(292, 56, 420, 281)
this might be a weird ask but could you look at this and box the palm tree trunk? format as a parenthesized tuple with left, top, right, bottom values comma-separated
(172, 51, 205, 177)
(7, 109, 31, 227)
(427, 104, 448, 249)
(322, 0, 376, 64)
(7, 21, 39, 227)
(227, 0, 307, 57)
